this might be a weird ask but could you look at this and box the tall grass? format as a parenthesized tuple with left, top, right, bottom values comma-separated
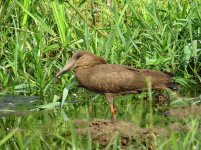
(1, 0, 201, 93)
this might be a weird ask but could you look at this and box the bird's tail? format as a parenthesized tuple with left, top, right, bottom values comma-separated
(166, 82, 180, 90)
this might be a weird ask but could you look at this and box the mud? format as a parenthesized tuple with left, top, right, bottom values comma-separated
(74, 119, 189, 149)
(74, 105, 201, 148)
(168, 105, 201, 119)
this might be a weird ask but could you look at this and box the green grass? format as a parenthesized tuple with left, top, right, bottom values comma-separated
(0, 0, 201, 149)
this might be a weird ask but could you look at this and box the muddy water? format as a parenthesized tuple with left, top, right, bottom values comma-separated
(73, 86, 201, 148)
(0, 95, 39, 116)
(0, 86, 201, 148)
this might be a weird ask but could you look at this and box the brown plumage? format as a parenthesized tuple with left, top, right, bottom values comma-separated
(56, 51, 178, 121)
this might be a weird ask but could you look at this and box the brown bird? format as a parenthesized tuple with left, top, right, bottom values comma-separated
(56, 51, 178, 121)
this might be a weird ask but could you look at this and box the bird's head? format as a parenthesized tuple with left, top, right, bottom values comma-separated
(56, 51, 107, 78)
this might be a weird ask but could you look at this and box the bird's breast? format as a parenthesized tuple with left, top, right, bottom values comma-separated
(75, 68, 94, 89)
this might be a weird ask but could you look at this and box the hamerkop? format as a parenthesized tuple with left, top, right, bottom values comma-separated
(56, 51, 178, 121)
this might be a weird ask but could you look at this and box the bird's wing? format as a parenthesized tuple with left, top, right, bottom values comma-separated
(116, 64, 174, 77)
(87, 64, 176, 93)
(119, 64, 176, 89)
(87, 64, 145, 93)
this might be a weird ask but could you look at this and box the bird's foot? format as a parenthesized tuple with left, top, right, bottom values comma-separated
(111, 118, 117, 124)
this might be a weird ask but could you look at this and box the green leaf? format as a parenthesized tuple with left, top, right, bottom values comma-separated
(16, 1, 55, 35)
(61, 88, 69, 108)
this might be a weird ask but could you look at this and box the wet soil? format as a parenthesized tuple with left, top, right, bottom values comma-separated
(74, 105, 201, 149)
(168, 105, 201, 119)
(74, 119, 190, 149)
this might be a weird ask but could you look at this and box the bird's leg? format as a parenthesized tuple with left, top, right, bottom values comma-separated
(105, 93, 117, 123)
(110, 104, 116, 122)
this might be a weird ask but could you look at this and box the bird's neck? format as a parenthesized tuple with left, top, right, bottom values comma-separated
(75, 67, 91, 87)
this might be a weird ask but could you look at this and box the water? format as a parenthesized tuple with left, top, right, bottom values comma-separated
(0, 95, 39, 116)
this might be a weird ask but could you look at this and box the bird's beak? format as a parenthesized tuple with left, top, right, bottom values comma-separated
(56, 58, 76, 78)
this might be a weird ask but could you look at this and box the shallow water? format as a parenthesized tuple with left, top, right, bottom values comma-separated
(0, 95, 39, 116)
(0, 87, 201, 148)
(0, 85, 200, 117)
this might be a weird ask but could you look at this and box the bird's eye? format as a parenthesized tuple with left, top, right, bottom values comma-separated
(76, 54, 82, 59)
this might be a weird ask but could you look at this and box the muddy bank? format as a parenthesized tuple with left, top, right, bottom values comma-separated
(168, 105, 201, 119)
(74, 105, 201, 148)
(74, 119, 189, 149)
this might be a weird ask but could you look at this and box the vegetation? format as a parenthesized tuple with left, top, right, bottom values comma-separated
(0, 0, 201, 149)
